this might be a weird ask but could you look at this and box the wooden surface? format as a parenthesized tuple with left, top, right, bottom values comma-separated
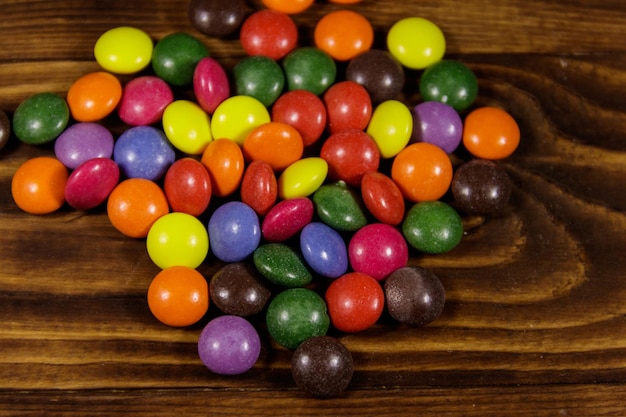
(1, 0, 626, 415)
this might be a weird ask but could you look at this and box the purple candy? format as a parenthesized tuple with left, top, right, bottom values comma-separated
(113, 126, 175, 181)
(54, 122, 114, 169)
(198, 315, 261, 375)
(64, 157, 120, 210)
(118, 76, 174, 126)
(411, 101, 463, 154)
(300, 222, 348, 278)
(208, 201, 261, 262)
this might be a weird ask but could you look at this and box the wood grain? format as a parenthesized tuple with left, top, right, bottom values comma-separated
(1, 0, 626, 415)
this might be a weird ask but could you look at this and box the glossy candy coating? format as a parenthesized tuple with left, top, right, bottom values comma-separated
(54, 122, 114, 169)
(162, 100, 212, 155)
(348, 223, 408, 281)
(451, 159, 513, 215)
(243, 122, 303, 171)
(106, 178, 169, 238)
(11, 156, 68, 215)
(320, 129, 380, 187)
(240, 160, 277, 216)
(210, 263, 271, 317)
(300, 222, 348, 278)
(271, 89, 327, 147)
(402, 201, 463, 254)
(282, 47, 337, 96)
(324, 81, 372, 134)
(118, 76, 174, 126)
(384, 266, 445, 326)
(234, 55, 285, 107)
(360, 171, 405, 226)
(411, 101, 463, 154)
(0, 110, 10, 150)
(278, 157, 328, 199)
(94, 26, 153, 74)
(198, 315, 261, 375)
(152, 32, 209, 86)
(113, 126, 175, 181)
(147, 266, 209, 327)
(314, 10, 373, 61)
(146, 212, 209, 269)
(391, 142, 453, 202)
(313, 181, 367, 232)
(163, 157, 212, 216)
(12, 93, 69, 145)
(419, 59, 478, 112)
(291, 336, 353, 399)
(67, 72, 122, 122)
(325, 272, 384, 332)
(261, 0, 313, 14)
(463, 106, 521, 160)
(387, 17, 445, 70)
(64, 158, 120, 211)
(188, 0, 245, 38)
(253, 243, 312, 288)
(346, 49, 405, 104)
(211, 95, 270, 146)
(200, 138, 244, 197)
(208, 201, 261, 263)
(266, 288, 329, 350)
(367, 99, 413, 158)
(261, 197, 314, 242)
(193, 57, 230, 114)
(240, 9, 298, 60)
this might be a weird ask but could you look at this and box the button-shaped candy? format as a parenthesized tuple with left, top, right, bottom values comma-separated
(253, 243, 312, 288)
(13, 93, 69, 145)
(300, 222, 348, 278)
(162, 100, 212, 155)
(94, 26, 153, 74)
(312, 180, 367, 232)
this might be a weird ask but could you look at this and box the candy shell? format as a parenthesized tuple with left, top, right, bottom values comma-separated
(54, 122, 114, 170)
(11, 156, 68, 215)
(208, 201, 261, 263)
(12, 93, 69, 145)
(300, 222, 348, 279)
(152, 32, 209, 86)
(94, 26, 153, 74)
(348, 223, 408, 281)
(312, 181, 367, 232)
(240, 160, 277, 216)
(200, 138, 244, 197)
(278, 157, 328, 199)
(118, 75, 174, 126)
(253, 243, 312, 288)
(367, 99, 413, 158)
(162, 100, 213, 155)
(113, 126, 176, 181)
(163, 157, 212, 217)
(210, 263, 271, 317)
(193, 57, 230, 114)
(67, 71, 122, 122)
(387, 17, 445, 70)
(146, 212, 209, 269)
(64, 158, 120, 210)
(261, 197, 314, 242)
(211, 95, 270, 146)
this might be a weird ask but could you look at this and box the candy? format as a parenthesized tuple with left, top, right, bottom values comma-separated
(277, 157, 328, 199)
(198, 315, 261, 375)
(451, 159, 513, 215)
(118, 76, 174, 126)
(348, 223, 408, 281)
(211, 95, 270, 146)
(0, 110, 10, 150)
(320, 129, 380, 187)
(12, 93, 69, 145)
(113, 126, 175, 181)
(291, 336, 353, 398)
(300, 222, 348, 278)
(207, 201, 261, 263)
(239, 9, 298, 60)
(64, 158, 120, 211)
(146, 212, 209, 269)
(312, 181, 367, 232)
(66, 71, 122, 122)
(200, 138, 244, 197)
(265, 288, 329, 350)
(240, 160, 278, 216)
(261, 0, 314, 14)
(162, 100, 213, 155)
(11, 156, 68, 215)
(402, 200, 463, 254)
(193, 57, 230, 114)
(462, 106, 521, 160)
(387, 17, 445, 70)
(210, 263, 271, 316)
(282, 47, 336, 95)
(271, 89, 327, 147)
(366, 99, 413, 158)
(163, 157, 212, 217)
(323, 81, 372, 134)
(54, 122, 114, 169)
(411, 101, 463, 154)
(234, 55, 285, 107)
(253, 243, 313, 288)
(325, 272, 384, 332)
(314, 10, 373, 61)
(94, 26, 153, 74)
(152, 32, 209, 86)
(346, 49, 405, 104)
(188, 0, 245, 38)
(261, 197, 314, 242)
(243, 121, 303, 171)
(419, 59, 478, 112)
(147, 266, 209, 327)
(106, 178, 169, 238)
(384, 266, 446, 326)
(360, 171, 405, 226)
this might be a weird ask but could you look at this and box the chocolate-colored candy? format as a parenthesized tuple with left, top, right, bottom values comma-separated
(0, 110, 10, 150)
(346, 49, 405, 104)
(209, 263, 271, 317)
(188, 0, 246, 38)
(384, 266, 445, 326)
(291, 336, 353, 398)
(451, 159, 513, 215)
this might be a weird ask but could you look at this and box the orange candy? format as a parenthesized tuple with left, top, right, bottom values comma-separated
(147, 266, 209, 327)
(462, 106, 520, 160)
(243, 122, 304, 171)
(201, 138, 245, 197)
(314, 10, 373, 61)
(391, 142, 453, 202)
(107, 178, 169, 238)
(67, 71, 122, 122)
(261, 0, 314, 14)
(11, 156, 68, 214)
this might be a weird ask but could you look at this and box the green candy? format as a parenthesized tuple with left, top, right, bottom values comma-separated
(312, 181, 367, 232)
(419, 59, 478, 112)
(234, 55, 285, 107)
(402, 201, 463, 254)
(282, 47, 336, 96)
(253, 243, 312, 288)
(266, 288, 329, 350)
(152, 32, 209, 86)
(12, 93, 69, 145)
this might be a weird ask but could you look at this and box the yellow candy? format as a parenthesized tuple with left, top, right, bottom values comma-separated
(387, 17, 445, 70)
(278, 157, 328, 199)
(94, 26, 153, 74)
(211, 95, 270, 146)
(162, 100, 213, 155)
(366, 100, 413, 158)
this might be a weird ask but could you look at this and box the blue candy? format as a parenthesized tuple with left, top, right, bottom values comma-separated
(208, 201, 261, 263)
(113, 126, 175, 181)
(300, 222, 348, 278)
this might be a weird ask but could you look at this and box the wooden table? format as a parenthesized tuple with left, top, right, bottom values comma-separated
(1, 1, 625, 415)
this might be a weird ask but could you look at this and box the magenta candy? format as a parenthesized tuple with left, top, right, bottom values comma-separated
(118, 76, 174, 126)
(54, 122, 114, 169)
(411, 101, 463, 154)
(348, 223, 408, 281)
(262, 197, 314, 242)
(193, 57, 230, 114)
(64, 157, 120, 210)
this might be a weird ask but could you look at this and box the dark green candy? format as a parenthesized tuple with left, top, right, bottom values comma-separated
(152, 32, 210, 86)
(313, 181, 367, 232)
(419, 60, 478, 112)
(234, 55, 285, 107)
(282, 47, 336, 96)
(253, 243, 312, 288)
(12, 93, 69, 145)
(266, 288, 330, 350)
(402, 201, 463, 254)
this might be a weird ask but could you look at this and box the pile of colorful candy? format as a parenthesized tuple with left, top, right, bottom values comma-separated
(8, 0, 519, 398)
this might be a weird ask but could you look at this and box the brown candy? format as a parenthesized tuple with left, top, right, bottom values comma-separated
(209, 263, 271, 316)
(346, 49, 405, 104)
(451, 158, 513, 215)
(188, 0, 246, 38)
(0, 110, 11, 150)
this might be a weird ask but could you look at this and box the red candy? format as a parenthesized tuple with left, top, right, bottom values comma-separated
(240, 9, 298, 60)
(360, 171, 405, 226)
(348, 223, 408, 281)
(320, 129, 380, 187)
(271, 90, 327, 147)
(323, 81, 372, 134)
(261, 197, 314, 242)
(118, 75, 174, 126)
(241, 160, 278, 216)
(325, 272, 384, 333)
(163, 157, 212, 217)
(65, 157, 120, 210)
(193, 57, 230, 114)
